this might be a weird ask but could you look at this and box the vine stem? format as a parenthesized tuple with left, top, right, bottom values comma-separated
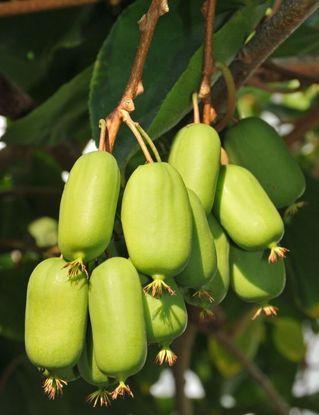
(187, 306, 290, 415)
(213, 0, 319, 112)
(121, 111, 153, 163)
(0, 0, 102, 17)
(214, 331, 290, 415)
(172, 324, 197, 415)
(199, 0, 217, 125)
(284, 103, 319, 146)
(100, 0, 169, 152)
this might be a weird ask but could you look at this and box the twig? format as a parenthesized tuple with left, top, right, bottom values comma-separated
(121, 111, 154, 163)
(199, 0, 217, 125)
(264, 58, 319, 84)
(213, 0, 319, 112)
(100, 0, 169, 152)
(285, 104, 319, 145)
(214, 331, 290, 415)
(0, 0, 104, 17)
(172, 324, 197, 415)
(246, 77, 305, 94)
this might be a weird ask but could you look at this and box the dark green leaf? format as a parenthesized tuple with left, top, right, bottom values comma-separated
(2, 66, 92, 146)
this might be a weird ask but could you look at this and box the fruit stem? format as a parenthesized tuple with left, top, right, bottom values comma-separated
(215, 62, 237, 132)
(121, 110, 154, 163)
(134, 123, 162, 162)
(156, 345, 177, 366)
(192, 92, 200, 124)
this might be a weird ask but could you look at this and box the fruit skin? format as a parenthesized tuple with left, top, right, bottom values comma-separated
(89, 257, 147, 380)
(25, 257, 88, 370)
(205, 215, 230, 304)
(213, 164, 284, 251)
(224, 117, 305, 208)
(143, 278, 187, 345)
(230, 245, 286, 303)
(78, 325, 109, 387)
(169, 123, 221, 213)
(58, 151, 120, 263)
(121, 162, 192, 281)
(176, 190, 217, 289)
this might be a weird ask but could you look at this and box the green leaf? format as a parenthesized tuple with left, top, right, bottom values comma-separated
(272, 25, 319, 58)
(0, 5, 113, 100)
(90, 1, 268, 170)
(284, 175, 319, 319)
(2, 66, 92, 146)
(148, 3, 269, 140)
(272, 317, 306, 362)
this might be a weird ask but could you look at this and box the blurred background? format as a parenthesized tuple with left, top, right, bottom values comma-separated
(0, 0, 319, 414)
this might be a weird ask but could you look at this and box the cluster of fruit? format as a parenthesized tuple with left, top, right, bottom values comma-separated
(24, 116, 305, 406)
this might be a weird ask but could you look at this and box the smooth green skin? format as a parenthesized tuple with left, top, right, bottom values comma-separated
(143, 278, 187, 345)
(213, 165, 284, 250)
(224, 117, 305, 208)
(25, 257, 88, 369)
(121, 162, 192, 280)
(89, 257, 147, 380)
(204, 215, 230, 304)
(169, 123, 221, 213)
(58, 151, 120, 262)
(78, 327, 109, 387)
(231, 245, 286, 303)
(176, 190, 217, 289)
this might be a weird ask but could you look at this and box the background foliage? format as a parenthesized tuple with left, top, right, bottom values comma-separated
(0, 1, 319, 414)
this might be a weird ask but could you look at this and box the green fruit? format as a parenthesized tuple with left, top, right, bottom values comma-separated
(169, 123, 221, 213)
(230, 245, 286, 318)
(272, 317, 306, 362)
(58, 151, 120, 267)
(89, 257, 147, 398)
(143, 278, 187, 366)
(78, 325, 111, 407)
(78, 326, 110, 388)
(205, 215, 230, 304)
(214, 165, 286, 261)
(176, 190, 217, 290)
(183, 215, 230, 313)
(25, 257, 88, 370)
(121, 162, 192, 295)
(224, 117, 305, 208)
